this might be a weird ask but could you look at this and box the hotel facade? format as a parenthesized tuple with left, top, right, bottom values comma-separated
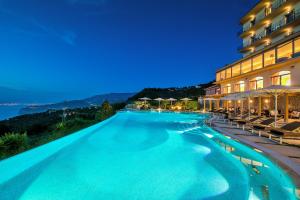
(205, 0, 300, 119)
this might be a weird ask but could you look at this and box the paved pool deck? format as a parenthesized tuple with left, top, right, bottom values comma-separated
(210, 119, 300, 199)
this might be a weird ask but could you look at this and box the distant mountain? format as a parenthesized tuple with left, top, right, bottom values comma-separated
(0, 86, 68, 104)
(20, 93, 135, 115)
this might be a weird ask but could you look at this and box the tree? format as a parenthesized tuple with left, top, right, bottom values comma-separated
(96, 101, 114, 121)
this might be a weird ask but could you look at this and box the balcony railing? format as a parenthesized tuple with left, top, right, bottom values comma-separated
(238, 0, 289, 36)
(286, 9, 300, 24)
(252, 31, 266, 43)
(272, 0, 286, 10)
(238, 9, 300, 52)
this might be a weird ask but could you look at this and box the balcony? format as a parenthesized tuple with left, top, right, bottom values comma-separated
(272, 0, 286, 10)
(238, 0, 295, 37)
(238, 9, 300, 53)
(286, 9, 300, 24)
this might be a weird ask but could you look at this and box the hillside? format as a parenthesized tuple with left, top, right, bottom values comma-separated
(128, 82, 213, 101)
(20, 93, 135, 115)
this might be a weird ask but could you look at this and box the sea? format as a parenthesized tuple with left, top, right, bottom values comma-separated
(0, 105, 25, 121)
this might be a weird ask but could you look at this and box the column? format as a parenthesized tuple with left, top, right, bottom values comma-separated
(285, 94, 289, 123)
(258, 96, 262, 116)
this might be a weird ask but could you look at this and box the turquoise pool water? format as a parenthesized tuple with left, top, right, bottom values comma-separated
(0, 111, 297, 199)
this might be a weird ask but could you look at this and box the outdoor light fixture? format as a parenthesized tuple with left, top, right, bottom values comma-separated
(265, 39, 271, 45)
(264, 99, 269, 104)
(285, 28, 292, 36)
(264, 20, 271, 27)
(285, 6, 292, 13)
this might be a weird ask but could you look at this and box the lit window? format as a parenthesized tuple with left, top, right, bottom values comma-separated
(271, 71, 291, 86)
(222, 84, 231, 94)
(252, 55, 263, 70)
(226, 68, 232, 79)
(264, 49, 275, 66)
(249, 77, 263, 90)
(277, 42, 293, 60)
(234, 81, 245, 92)
(232, 64, 241, 77)
(220, 70, 226, 80)
(294, 38, 300, 54)
(241, 59, 252, 74)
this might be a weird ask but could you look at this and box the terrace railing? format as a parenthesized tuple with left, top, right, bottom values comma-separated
(272, 0, 286, 10)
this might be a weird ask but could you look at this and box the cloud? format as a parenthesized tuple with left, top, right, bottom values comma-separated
(31, 18, 77, 46)
(61, 31, 77, 46)
(0, 7, 77, 46)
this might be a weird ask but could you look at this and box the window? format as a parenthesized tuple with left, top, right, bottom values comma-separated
(252, 55, 263, 70)
(232, 64, 241, 77)
(234, 81, 245, 92)
(271, 71, 291, 86)
(264, 49, 275, 66)
(277, 42, 293, 60)
(294, 38, 300, 54)
(226, 68, 232, 79)
(249, 77, 263, 90)
(222, 84, 231, 94)
(220, 70, 226, 80)
(241, 59, 252, 74)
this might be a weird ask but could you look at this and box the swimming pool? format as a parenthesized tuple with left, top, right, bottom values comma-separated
(0, 111, 297, 199)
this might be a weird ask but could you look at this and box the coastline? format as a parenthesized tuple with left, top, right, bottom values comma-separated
(0, 105, 24, 121)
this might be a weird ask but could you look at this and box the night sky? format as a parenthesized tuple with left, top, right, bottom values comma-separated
(0, 0, 257, 98)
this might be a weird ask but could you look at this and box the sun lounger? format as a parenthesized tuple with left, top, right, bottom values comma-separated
(266, 121, 300, 144)
(236, 116, 261, 125)
(269, 121, 300, 137)
(251, 118, 276, 136)
(252, 118, 275, 129)
(233, 116, 261, 130)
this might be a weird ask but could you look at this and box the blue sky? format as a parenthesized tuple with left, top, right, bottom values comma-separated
(0, 0, 256, 99)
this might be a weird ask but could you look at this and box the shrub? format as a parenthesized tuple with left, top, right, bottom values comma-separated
(64, 118, 88, 128)
(0, 132, 28, 156)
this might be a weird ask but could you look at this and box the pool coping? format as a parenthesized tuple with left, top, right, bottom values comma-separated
(211, 125, 300, 199)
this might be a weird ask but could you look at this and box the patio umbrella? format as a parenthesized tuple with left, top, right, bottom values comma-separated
(166, 98, 177, 107)
(180, 98, 192, 102)
(139, 97, 152, 104)
(221, 93, 240, 115)
(256, 85, 300, 127)
(180, 98, 192, 110)
(154, 98, 164, 109)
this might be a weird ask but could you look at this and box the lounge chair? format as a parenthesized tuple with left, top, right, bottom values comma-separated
(269, 121, 300, 137)
(231, 113, 248, 121)
(236, 116, 261, 125)
(251, 118, 276, 136)
(234, 116, 261, 130)
(267, 121, 300, 144)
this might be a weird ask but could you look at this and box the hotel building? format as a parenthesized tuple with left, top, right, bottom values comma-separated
(205, 0, 300, 119)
